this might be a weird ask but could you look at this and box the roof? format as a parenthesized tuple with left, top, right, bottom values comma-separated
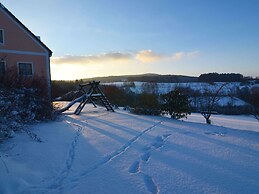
(0, 3, 52, 57)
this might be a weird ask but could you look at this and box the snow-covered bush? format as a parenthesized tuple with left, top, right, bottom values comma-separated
(0, 87, 52, 142)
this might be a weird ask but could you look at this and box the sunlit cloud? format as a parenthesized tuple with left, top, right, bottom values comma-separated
(171, 50, 199, 60)
(135, 50, 163, 63)
(51, 52, 133, 65)
(51, 50, 200, 66)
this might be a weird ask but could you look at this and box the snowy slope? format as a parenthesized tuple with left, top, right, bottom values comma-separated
(0, 103, 259, 194)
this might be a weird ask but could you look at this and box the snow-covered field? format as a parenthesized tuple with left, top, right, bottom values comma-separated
(182, 113, 259, 133)
(103, 81, 258, 107)
(103, 81, 259, 95)
(0, 103, 259, 194)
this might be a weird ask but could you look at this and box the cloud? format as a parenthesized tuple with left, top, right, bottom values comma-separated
(171, 50, 199, 60)
(51, 52, 133, 65)
(135, 50, 163, 63)
(187, 50, 199, 57)
(51, 50, 200, 66)
(172, 52, 185, 60)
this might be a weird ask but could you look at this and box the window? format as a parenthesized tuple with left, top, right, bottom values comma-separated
(0, 29, 4, 44)
(18, 62, 33, 76)
(0, 61, 5, 75)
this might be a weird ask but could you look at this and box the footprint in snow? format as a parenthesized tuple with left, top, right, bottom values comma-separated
(143, 173, 159, 194)
(162, 134, 172, 139)
(141, 152, 151, 162)
(142, 146, 152, 152)
(154, 142, 165, 149)
(155, 136, 164, 142)
(152, 134, 172, 149)
(128, 161, 140, 174)
(152, 138, 163, 149)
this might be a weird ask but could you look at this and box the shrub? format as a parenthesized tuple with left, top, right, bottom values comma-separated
(0, 87, 52, 141)
(161, 89, 190, 119)
(130, 93, 160, 115)
(51, 80, 77, 100)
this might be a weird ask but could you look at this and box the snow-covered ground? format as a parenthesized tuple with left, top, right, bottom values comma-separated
(181, 113, 259, 133)
(0, 103, 259, 194)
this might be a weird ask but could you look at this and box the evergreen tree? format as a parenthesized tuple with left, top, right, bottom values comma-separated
(162, 89, 190, 119)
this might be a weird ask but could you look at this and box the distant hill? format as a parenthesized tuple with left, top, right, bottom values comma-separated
(82, 73, 198, 83)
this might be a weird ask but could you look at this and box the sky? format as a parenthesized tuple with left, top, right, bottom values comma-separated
(1, 0, 259, 80)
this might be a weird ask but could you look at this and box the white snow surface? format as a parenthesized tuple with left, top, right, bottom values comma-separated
(0, 103, 259, 194)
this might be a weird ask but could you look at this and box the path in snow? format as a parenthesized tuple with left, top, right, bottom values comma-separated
(24, 121, 86, 194)
(46, 121, 84, 190)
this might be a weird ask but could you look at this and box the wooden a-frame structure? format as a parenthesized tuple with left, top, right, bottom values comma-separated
(56, 81, 114, 115)
(74, 81, 114, 115)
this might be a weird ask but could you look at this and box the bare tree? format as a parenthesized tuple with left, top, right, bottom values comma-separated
(199, 83, 228, 124)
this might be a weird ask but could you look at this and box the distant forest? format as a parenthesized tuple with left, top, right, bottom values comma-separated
(81, 74, 197, 83)
(198, 73, 244, 82)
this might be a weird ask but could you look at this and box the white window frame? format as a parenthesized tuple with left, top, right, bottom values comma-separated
(17, 62, 34, 76)
(0, 29, 4, 45)
(0, 60, 6, 75)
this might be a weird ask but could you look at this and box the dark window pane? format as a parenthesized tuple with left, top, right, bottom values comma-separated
(0, 61, 5, 74)
(19, 63, 33, 75)
(0, 30, 3, 44)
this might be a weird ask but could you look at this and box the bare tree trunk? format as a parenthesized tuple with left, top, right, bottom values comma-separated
(253, 110, 259, 122)
(201, 112, 211, 124)
(206, 117, 211, 124)
(200, 83, 228, 124)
